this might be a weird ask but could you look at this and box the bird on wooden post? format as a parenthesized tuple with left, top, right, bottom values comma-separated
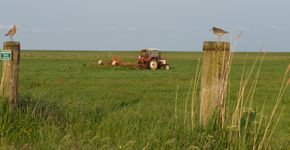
(210, 27, 229, 40)
(5, 25, 17, 41)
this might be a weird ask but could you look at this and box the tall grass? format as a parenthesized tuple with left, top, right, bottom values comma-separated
(178, 51, 289, 149)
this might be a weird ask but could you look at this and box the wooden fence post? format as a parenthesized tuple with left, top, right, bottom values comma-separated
(0, 41, 21, 110)
(200, 41, 230, 126)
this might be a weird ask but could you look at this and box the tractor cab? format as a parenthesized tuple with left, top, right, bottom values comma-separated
(139, 48, 160, 58)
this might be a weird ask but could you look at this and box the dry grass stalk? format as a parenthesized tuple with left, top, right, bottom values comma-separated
(184, 65, 197, 126)
(257, 64, 289, 150)
(230, 54, 248, 133)
(219, 50, 233, 128)
(242, 53, 265, 142)
(264, 107, 284, 150)
(191, 59, 201, 129)
(231, 54, 260, 134)
(175, 85, 179, 124)
(252, 103, 265, 150)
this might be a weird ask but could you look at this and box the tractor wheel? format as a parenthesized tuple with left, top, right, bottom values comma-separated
(149, 59, 158, 70)
(164, 64, 170, 70)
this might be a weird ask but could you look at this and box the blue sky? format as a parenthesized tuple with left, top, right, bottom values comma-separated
(0, 0, 289, 51)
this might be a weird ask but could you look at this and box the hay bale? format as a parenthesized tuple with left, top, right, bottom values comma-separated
(97, 60, 104, 65)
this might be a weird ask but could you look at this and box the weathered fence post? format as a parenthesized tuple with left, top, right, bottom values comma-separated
(0, 41, 21, 110)
(200, 41, 230, 126)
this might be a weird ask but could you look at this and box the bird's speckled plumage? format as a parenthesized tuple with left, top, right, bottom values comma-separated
(5, 25, 17, 41)
(210, 27, 228, 39)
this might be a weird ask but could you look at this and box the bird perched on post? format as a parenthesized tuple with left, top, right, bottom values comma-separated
(210, 27, 229, 40)
(5, 25, 17, 41)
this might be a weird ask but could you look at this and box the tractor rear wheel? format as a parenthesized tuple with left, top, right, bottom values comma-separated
(149, 59, 158, 70)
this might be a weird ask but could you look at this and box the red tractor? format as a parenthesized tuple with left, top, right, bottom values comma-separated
(137, 48, 170, 70)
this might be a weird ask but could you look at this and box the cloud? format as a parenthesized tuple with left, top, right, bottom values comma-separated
(163, 26, 175, 30)
(237, 26, 247, 30)
(0, 24, 6, 30)
(191, 26, 197, 30)
(269, 25, 282, 31)
(116, 35, 126, 39)
(15, 25, 25, 31)
(109, 26, 120, 31)
(125, 26, 137, 31)
(109, 26, 138, 31)
(66, 27, 78, 32)
(2, 24, 25, 30)
(0, 24, 25, 31)
(31, 28, 46, 33)
(0, 24, 9, 30)
(254, 25, 263, 30)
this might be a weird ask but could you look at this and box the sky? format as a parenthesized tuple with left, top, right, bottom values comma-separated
(0, 0, 290, 52)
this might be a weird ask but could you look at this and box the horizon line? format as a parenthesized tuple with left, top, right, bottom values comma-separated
(19, 49, 290, 53)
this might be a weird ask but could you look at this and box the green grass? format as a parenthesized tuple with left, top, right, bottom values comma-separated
(0, 50, 289, 149)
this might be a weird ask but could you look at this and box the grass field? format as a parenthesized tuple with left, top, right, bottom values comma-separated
(0, 50, 289, 149)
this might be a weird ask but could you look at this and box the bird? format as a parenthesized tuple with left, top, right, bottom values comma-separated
(210, 27, 229, 40)
(5, 25, 17, 41)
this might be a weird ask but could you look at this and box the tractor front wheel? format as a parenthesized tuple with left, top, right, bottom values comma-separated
(149, 60, 158, 70)
(164, 64, 170, 70)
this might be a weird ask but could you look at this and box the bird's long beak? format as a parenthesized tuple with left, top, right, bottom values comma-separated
(209, 29, 212, 31)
